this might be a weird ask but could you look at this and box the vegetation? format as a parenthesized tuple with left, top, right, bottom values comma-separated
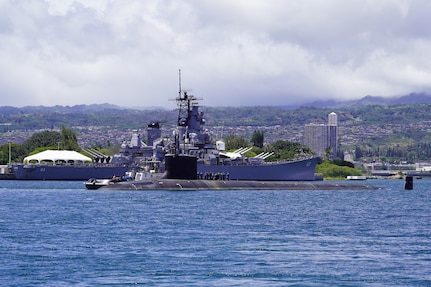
(350, 133, 431, 164)
(315, 159, 363, 180)
(19, 130, 62, 157)
(250, 130, 264, 148)
(0, 143, 20, 165)
(0, 126, 81, 164)
(266, 140, 312, 161)
(224, 134, 250, 151)
(4, 103, 431, 132)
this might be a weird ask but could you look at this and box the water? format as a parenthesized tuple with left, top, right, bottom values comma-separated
(0, 179, 430, 286)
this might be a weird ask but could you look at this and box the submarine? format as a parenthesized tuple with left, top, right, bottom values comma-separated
(92, 154, 380, 191)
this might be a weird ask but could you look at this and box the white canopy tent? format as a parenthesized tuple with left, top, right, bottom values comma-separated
(23, 150, 92, 165)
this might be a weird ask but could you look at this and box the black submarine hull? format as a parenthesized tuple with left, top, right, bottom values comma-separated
(98, 178, 380, 191)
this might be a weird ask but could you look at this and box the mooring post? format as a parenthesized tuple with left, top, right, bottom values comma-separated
(404, 175, 413, 190)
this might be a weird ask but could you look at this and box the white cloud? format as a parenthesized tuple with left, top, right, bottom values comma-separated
(0, 0, 430, 107)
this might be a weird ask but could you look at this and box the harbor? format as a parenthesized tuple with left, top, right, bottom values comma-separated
(1, 178, 429, 286)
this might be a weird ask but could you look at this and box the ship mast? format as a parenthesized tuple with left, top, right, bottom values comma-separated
(172, 69, 206, 154)
(176, 69, 197, 127)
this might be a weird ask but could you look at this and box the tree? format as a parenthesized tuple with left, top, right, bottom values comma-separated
(354, 146, 363, 159)
(325, 147, 332, 159)
(0, 143, 21, 164)
(251, 130, 264, 148)
(225, 134, 250, 150)
(20, 130, 62, 156)
(60, 126, 80, 151)
(266, 140, 312, 160)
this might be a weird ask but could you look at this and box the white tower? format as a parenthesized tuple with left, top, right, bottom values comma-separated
(327, 112, 338, 159)
(328, 112, 337, 126)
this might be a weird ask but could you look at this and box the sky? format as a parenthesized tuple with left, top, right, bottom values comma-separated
(1, 0, 431, 108)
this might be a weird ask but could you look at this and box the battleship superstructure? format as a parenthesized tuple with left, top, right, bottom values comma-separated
(169, 72, 319, 181)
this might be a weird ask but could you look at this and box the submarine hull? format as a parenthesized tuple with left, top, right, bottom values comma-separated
(98, 178, 380, 191)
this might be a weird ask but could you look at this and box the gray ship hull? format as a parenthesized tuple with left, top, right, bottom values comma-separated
(12, 164, 128, 180)
(197, 157, 318, 181)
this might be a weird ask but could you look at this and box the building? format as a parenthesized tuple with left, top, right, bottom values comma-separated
(327, 112, 338, 159)
(303, 112, 338, 159)
(303, 124, 328, 158)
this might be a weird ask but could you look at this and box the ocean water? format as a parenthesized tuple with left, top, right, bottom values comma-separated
(0, 179, 430, 286)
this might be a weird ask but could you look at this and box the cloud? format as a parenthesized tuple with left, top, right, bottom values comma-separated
(0, 0, 430, 107)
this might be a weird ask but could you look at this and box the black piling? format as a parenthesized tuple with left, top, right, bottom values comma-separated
(404, 175, 413, 190)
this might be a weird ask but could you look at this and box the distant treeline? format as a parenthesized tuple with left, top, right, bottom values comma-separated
(354, 142, 431, 163)
(3, 103, 431, 164)
(2, 103, 431, 132)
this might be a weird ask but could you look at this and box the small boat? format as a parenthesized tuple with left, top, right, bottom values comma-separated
(85, 175, 133, 189)
(85, 178, 114, 189)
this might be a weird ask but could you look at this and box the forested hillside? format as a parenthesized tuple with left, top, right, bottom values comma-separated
(2, 103, 431, 163)
(2, 103, 431, 131)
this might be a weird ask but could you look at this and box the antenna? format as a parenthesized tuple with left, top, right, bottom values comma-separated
(178, 69, 181, 98)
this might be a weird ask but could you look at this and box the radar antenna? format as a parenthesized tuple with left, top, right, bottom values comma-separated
(175, 69, 201, 127)
(178, 68, 181, 99)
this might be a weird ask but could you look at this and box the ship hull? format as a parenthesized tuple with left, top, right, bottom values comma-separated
(12, 164, 128, 180)
(197, 157, 319, 181)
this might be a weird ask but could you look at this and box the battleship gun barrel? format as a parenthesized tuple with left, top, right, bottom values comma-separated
(261, 152, 274, 159)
